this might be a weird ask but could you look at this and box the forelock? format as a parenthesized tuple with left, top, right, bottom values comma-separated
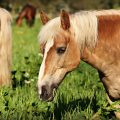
(38, 17, 62, 46)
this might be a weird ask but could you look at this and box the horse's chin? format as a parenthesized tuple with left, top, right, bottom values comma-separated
(41, 95, 54, 102)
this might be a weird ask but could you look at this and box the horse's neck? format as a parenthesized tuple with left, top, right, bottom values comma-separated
(81, 15, 120, 72)
(81, 47, 104, 71)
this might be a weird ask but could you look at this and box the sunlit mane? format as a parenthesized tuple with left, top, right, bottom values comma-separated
(0, 8, 12, 86)
(0, 8, 12, 21)
(71, 11, 98, 49)
(38, 10, 120, 50)
(38, 17, 60, 46)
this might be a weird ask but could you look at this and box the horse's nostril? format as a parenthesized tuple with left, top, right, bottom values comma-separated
(42, 85, 46, 92)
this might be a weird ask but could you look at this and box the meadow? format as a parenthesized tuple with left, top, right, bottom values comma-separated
(0, 19, 117, 120)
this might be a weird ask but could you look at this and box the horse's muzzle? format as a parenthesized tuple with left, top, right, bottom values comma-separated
(39, 84, 57, 101)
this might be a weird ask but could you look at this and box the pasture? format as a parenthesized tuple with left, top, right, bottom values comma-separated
(0, 19, 116, 120)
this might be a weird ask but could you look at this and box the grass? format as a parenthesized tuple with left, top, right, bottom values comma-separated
(0, 19, 117, 120)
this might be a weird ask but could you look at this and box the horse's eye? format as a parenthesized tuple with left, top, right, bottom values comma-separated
(56, 47, 66, 54)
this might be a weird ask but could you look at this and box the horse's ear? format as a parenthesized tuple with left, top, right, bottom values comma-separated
(60, 10, 70, 30)
(40, 11, 50, 25)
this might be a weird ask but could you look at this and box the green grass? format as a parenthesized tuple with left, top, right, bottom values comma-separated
(0, 19, 117, 120)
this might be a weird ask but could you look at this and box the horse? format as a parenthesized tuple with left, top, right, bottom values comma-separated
(38, 10, 120, 119)
(0, 8, 12, 86)
(16, 4, 36, 27)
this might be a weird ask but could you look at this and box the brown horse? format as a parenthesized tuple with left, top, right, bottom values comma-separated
(0, 8, 12, 86)
(16, 4, 36, 27)
(38, 10, 120, 118)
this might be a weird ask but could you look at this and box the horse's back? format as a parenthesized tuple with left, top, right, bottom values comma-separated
(98, 13, 120, 54)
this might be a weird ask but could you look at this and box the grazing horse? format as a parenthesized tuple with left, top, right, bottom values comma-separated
(38, 10, 120, 118)
(0, 8, 12, 86)
(16, 4, 36, 27)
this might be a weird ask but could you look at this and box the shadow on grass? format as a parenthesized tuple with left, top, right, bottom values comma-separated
(44, 93, 116, 120)
(44, 93, 99, 120)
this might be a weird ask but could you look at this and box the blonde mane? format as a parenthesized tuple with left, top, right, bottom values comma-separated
(38, 17, 60, 46)
(38, 10, 120, 50)
(0, 8, 12, 86)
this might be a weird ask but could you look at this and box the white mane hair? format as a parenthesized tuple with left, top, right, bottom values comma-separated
(38, 17, 60, 46)
(0, 8, 12, 86)
(38, 10, 120, 50)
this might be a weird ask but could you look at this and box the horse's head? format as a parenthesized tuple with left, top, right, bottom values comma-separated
(37, 10, 80, 101)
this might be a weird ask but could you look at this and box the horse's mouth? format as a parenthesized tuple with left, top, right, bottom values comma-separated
(40, 94, 54, 101)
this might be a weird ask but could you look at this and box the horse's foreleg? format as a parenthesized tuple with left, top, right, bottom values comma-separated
(98, 71, 120, 119)
(106, 94, 120, 119)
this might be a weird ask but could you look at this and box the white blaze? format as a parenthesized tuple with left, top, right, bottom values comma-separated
(38, 39, 54, 94)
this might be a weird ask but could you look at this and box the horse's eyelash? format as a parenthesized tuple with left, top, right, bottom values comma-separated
(42, 48, 45, 54)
